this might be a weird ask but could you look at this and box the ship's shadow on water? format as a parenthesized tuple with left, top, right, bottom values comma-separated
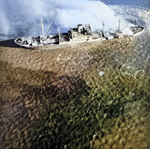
(0, 39, 21, 48)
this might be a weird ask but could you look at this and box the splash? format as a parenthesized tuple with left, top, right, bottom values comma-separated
(0, 0, 133, 41)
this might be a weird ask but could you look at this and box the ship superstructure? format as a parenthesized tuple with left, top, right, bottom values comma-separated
(14, 19, 144, 48)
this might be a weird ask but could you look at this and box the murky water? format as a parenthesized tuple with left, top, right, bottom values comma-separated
(0, 1, 150, 149)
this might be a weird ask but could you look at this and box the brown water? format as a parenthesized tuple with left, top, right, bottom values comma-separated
(0, 35, 150, 148)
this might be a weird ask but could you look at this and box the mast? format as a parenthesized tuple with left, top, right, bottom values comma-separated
(40, 18, 44, 37)
(102, 22, 105, 37)
(118, 19, 120, 33)
(58, 27, 60, 43)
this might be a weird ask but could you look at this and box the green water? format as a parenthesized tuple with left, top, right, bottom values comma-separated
(0, 34, 150, 149)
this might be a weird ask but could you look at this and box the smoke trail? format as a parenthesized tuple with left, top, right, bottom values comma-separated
(0, 0, 133, 41)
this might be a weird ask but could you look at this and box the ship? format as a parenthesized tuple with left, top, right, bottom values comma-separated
(14, 19, 144, 48)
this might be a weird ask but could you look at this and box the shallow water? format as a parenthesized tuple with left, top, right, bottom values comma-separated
(0, 34, 150, 148)
(0, 1, 150, 149)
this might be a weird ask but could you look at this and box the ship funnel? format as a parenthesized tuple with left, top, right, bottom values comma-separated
(77, 24, 83, 34)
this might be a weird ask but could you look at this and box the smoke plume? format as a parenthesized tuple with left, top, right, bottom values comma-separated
(0, 0, 133, 41)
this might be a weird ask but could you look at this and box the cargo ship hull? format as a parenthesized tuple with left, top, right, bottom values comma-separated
(14, 19, 144, 49)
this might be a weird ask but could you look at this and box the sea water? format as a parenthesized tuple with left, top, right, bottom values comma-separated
(0, 0, 150, 148)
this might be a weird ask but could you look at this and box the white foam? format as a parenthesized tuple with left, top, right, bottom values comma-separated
(99, 71, 104, 76)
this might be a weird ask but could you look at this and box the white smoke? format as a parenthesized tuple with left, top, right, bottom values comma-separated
(111, 5, 150, 33)
(0, 0, 133, 41)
